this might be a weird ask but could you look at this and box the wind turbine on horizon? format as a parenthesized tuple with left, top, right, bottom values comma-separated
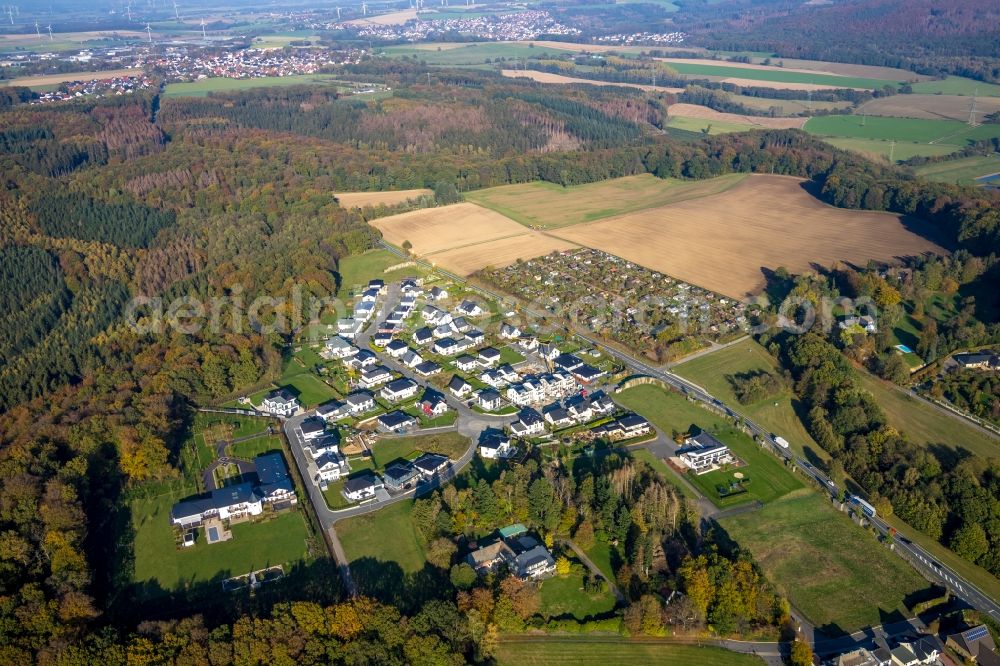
(200, 17, 206, 38)
(46, 23, 53, 41)
(361, 2, 367, 16)
(34, 19, 39, 37)
(172, 0, 179, 20)
(145, 23, 152, 42)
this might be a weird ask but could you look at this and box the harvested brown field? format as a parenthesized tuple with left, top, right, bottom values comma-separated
(345, 9, 417, 25)
(550, 175, 945, 298)
(370, 202, 530, 255)
(336, 189, 432, 208)
(371, 202, 579, 274)
(426, 234, 578, 275)
(0, 30, 149, 44)
(668, 103, 807, 129)
(857, 94, 1000, 122)
(719, 77, 868, 91)
(502, 69, 682, 93)
(0, 67, 143, 87)
(753, 57, 927, 82)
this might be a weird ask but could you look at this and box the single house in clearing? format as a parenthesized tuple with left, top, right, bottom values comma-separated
(448, 375, 473, 398)
(429, 286, 448, 301)
(678, 432, 735, 474)
(457, 299, 484, 317)
(345, 390, 376, 414)
(412, 452, 449, 479)
(316, 399, 350, 422)
(377, 410, 417, 434)
(260, 389, 299, 417)
(381, 377, 419, 403)
(465, 525, 556, 579)
(953, 350, 999, 370)
(360, 365, 393, 388)
(477, 389, 503, 411)
(343, 473, 383, 502)
(383, 461, 420, 491)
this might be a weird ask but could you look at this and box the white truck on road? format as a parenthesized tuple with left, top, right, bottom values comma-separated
(773, 436, 790, 449)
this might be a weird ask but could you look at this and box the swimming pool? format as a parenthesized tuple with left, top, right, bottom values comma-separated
(895, 344, 914, 354)
(208, 526, 219, 542)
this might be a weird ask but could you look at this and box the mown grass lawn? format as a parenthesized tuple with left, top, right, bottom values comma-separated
(338, 499, 427, 574)
(277, 369, 338, 407)
(495, 638, 765, 665)
(720, 489, 932, 634)
(369, 431, 470, 468)
(673, 338, 829, 464)
(230, 435, 283, 460)
(130, 491, 311, 599)
(538, 570, 617, 620)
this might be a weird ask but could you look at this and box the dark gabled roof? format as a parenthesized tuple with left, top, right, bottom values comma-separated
(266, 388, 296, 403)
(456, 354, 477, 365)
(688, 431, 725, 448)
(257, 478, 294, 498)
(383, 461, 417, 482)
(386, 339, 408, 351)
(255, 452, 289, 485)
(479, 389, 501, 401)
(573, 364, 603, 380)
(311, 433, 340, 449)
(346, 390, 374, 405)
(547, 407, 571, 422)
(379, 410, 415, 428)
(354, 349, 376, 361)
(300, 416, 325, 434)
(479, 346, 501, 358)
(518, 407, 544, 425)
(413, 452, 448, 474)
(619, 413, 650, 429)
(362, 364, 392, 377)
(384, 377, 417, 393)
(344, 473, 379, 493)
(448, 375, 470, 391)
(414, 326, 433, 339)
(316, 399, 347, 416)
(415, 361, 441, 374)
(435, 337, 457, 347)
(554, 353, 582, 369)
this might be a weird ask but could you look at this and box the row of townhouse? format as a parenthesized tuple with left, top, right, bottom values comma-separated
(341, 452, 451, 502)
(542, 390, 616, 429)
(506, 371, 578, 406)
(298, 417, 350, 483)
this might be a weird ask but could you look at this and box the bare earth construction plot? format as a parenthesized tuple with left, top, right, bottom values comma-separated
(369, 202, 577, 274)
(550, 175, 945, 298)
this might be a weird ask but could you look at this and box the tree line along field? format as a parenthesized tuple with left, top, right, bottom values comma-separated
(495, 638, 765, 665)
(382, 42, 579, 66)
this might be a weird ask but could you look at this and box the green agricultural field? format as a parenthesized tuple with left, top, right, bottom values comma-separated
(730, 93, 853, 115)
(336, 248, 424, 297)
(369, 431, 470, 469)
(856, 371, 998, 458)
(820, 137, 960, 163)
(910, 76, 1000, 97)
(673, 339, 829, 464)
(496, 638, 764, 666)
(805, 115, 968, 143)
(665, 116, 759, 135)
(382, 42, 577, 66)
(665, 61, 894, 90)
(915, 155, 1000, 184)
(538, 569, 617, 620)
(338, 499, 427, 574)
(721, 489, 933, 633)
(464, 173, 746, 229)
(130, 491, 311, 599)
(162, 74, 347, 97)
(616, 384, 803, 507)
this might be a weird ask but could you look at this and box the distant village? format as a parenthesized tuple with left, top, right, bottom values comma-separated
(333, 10, 580, 42)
